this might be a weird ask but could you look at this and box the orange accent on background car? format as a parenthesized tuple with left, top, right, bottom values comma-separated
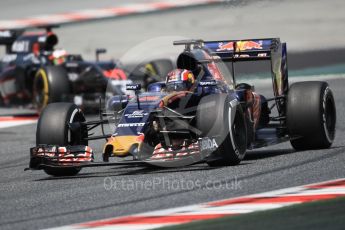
(103, 68, 127, 80)
(32, 42, 40, 56)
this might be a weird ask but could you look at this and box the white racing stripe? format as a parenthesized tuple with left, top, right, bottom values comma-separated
(0, 117, 37, 129)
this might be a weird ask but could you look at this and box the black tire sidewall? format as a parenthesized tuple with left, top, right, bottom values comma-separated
(33, 66, 70, 111)
(287, 81, 336, 149)
(37, 103, 86, 176)
(196, 94, 247, 166)
(36, 103, 86, 146)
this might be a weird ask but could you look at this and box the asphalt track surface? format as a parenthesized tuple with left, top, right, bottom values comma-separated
(0, 1, 345, 229)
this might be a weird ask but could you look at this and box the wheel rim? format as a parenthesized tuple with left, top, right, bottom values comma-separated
(232, 110, 247, 155)
(68, 108, 86, 145)
(228, 105, 247, 159)
(33, 70, 49, 110)
(324, 95, 336, 141)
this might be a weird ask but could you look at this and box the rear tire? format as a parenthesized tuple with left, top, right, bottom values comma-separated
(33, 66, 70, 112)
(37, 103, 87, 176)
(287, 81, 336, 150)
(196, 94, 247, 166)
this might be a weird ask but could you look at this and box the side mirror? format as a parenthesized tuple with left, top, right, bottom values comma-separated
(126, 84, 142, 109)
(96, 48, 107, 62)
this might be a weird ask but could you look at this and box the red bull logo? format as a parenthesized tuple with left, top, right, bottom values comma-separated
(217, 40, 263, 51)
(217, 41, 234, 51)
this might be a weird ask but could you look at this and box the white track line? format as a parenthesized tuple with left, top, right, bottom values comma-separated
(0, 0, 222, 30)
(0, 116, 37, 129)
(48, 178, 345, 230)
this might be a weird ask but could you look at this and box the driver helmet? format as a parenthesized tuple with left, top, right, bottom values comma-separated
(165, 69, 195, 92)
(51, 49, 68, 65)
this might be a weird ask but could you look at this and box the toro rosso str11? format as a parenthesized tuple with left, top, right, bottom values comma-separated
(0, 26, 172, 111)
(28, 38, 336, 176)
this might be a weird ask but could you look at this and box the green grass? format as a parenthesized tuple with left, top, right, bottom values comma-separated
(289, 64, 345, 77)
(158, 196, 345, 230)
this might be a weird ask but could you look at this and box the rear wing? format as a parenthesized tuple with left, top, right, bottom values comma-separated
(0, 30, 24, 52)
(204, 38, 288, 116)
(204, 38, 280, 61)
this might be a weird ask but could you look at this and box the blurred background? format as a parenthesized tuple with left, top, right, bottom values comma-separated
(1, 0, 344, 62)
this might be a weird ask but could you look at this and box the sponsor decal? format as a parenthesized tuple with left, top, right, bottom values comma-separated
(199, 80, 217, 87)
(117, 122, 145, 128)
(200, 137, 218, 151)
(66, 62, 79, 68)
(38, 36, 46, 43)
(258, 53, 267, 57)
(229, 99, 238, 108)
(235, 54, 250, 58)
(139, 95, 160, 102)
(217, 41, 234, 51)
(11, 40, 30, 53)
(124, 110, 148, 118)
(217, 40, 263, 52)
(2, 54, 17, 63)
(126, 84, 141, 91)
(68, 73, 79, 82)
(0, 30, 11, 37)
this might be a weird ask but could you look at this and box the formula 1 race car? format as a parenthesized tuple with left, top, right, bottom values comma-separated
(28, 38, 336, 176)
(0, 26, 173, 111)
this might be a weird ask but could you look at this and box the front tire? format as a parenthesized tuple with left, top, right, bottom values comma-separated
(287, 81, 336, 150)
(33, 66, 70, 112)
(196, 94, 247, 166)
(37, 103, 87, 176)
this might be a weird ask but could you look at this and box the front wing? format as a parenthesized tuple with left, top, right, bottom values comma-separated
(28, 137, 219, 170)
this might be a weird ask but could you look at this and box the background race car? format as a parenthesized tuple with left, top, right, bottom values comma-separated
(0, 26, 173, 111)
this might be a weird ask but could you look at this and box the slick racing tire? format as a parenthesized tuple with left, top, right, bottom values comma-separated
(144, 59, 174, 88)
(33, 66, 70, 112)
(287, 81, 336, 150)
(196, 94, 247, 166)
(37, 103, 87, 176)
